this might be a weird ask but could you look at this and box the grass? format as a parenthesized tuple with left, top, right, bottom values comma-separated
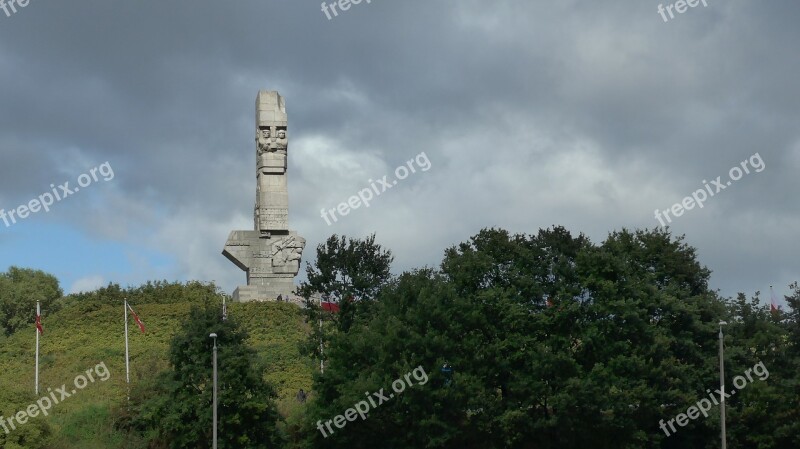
(0, 296, 313, 448)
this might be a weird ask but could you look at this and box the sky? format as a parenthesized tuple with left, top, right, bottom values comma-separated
(0, 0, 797, 306)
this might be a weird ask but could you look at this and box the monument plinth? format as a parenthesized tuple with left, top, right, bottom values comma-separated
(222, 91, 306, 302)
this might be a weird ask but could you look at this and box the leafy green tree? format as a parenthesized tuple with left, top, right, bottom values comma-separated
(723, 286, 800, 449)
(774, 282, 800, 447)
(298, 233, 393, 327)
(301, 227, 736, 449)
(301, 269, 478, 449)
(297, 233, 393, 372)
(562, 228, 724, 449)
(132, 301, 284, 449)
(0, 266, 62, 336)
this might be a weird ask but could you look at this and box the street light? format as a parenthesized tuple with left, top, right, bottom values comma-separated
(719, 321, 727, 449)
(210, 333, 218, 449)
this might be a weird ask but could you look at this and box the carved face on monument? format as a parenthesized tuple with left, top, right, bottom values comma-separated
(275, 127, 288, 152)
(257, 127, 271, 152)
(257, 126, 288, 153)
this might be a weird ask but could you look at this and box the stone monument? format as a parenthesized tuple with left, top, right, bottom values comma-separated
(222, 91, 306, 302)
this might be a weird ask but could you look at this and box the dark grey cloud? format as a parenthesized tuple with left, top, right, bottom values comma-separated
(0, 0, 798, 300)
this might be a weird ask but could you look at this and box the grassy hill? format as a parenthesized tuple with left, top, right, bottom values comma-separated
(0, 294, 313, 449)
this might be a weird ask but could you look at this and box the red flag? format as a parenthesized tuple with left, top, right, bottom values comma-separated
(770, 286, 781, 313)
(35, 312, 43, 335)
(321, 301, 340, 313)
(128, 305, 146, 333)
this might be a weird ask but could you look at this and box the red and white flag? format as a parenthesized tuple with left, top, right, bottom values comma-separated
(128, 304, 146, 333)
(35, 307, 43, 335)
(770, 286, 781, 313)
(319, 293, 340, 313)
(321, 301, 340, 313)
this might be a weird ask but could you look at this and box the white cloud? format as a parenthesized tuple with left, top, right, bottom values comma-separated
(70, 275, 106, 294)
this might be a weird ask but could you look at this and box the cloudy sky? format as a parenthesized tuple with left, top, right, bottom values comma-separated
(0, 0, 797, 305)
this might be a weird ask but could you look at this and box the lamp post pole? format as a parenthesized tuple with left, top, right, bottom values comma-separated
(719, 321, 727, 449)
(210, 333, 218, 449)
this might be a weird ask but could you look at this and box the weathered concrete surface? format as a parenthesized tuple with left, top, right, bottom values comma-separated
(223, 91, 306, 302)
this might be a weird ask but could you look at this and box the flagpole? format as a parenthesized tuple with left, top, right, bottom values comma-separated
(124, 299, 130, 401)
(35, 301, 40, 395)
(319, 295, 324, 374)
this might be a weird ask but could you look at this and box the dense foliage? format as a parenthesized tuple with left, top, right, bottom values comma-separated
(298, 228, 799, 449)
(0, 266, 62, 335)
(129, 302, 285, 449)
(297, 233, 394, 371)
(0, 281, 311, 449)
(1, 227, 798, 449)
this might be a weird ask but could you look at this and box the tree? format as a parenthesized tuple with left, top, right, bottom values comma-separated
(301, 269, 479, 449)
(132, 300, 284, 449)
(773, 282, 800, 447)
(0, 266, 62, 336)
(298, 233, 393, 313)
(302, 227, 735, 449)
(297, 233, 394, 370)
(723, 287, 799, 449)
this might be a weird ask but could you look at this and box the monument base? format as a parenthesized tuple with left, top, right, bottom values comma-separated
(232, 280, 297, 302)
(223, 228, 305, 302)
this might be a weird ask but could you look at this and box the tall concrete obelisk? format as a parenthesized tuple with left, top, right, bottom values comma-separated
(222, 91, 306, 302)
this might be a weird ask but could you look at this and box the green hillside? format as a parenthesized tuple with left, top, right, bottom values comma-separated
(0, 290, 313, 449)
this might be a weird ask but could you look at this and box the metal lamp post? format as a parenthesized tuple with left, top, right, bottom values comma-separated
(719, 321, 727, 449)
(210, 333, 218, 449)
